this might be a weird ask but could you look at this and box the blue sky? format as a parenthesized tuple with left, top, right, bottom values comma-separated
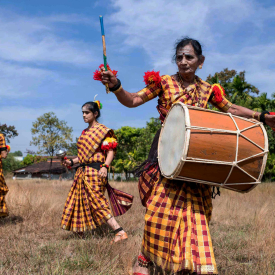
(1, 0, 275, 154)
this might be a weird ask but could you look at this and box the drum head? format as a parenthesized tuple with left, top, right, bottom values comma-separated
(158, 103, 187, 177)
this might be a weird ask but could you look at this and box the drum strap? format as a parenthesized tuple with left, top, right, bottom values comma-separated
(212, 186, 221, 198)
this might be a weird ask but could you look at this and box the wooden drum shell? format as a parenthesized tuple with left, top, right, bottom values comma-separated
(158, 103, 268, 193)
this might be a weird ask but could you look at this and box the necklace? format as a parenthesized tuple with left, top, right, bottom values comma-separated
(176, 72, 201, 107)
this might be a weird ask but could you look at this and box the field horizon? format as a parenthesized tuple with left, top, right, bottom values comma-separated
(0, 179, 274, 274)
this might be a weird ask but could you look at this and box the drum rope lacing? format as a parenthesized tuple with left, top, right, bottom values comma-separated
(161, 105, 269, 192)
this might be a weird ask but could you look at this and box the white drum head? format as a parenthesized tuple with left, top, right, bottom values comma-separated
(158, 103, 187, 178)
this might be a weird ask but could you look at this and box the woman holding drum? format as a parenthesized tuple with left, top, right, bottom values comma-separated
(100, 37, 275, 275)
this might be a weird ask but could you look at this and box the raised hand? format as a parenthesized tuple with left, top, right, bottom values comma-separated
(265, 115, 275, 129)
(101, 70, 118, 89)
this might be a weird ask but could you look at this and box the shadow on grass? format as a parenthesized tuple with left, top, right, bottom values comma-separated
(0, 214, 23, 226)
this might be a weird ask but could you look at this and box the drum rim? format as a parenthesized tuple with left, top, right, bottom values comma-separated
(158, 102, 191, 179)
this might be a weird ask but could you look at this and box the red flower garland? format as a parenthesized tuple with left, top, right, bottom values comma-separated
(143, 70, 162, 86)
(212, 84, 226, 104)
(6, 145, 10, 152)
(93, 64, 118, 81)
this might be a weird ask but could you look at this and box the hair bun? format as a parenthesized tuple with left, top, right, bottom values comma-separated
(94, 100, 103, 110)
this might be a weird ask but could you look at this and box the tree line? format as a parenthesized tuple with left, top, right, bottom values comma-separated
(2, 69, 275, 180)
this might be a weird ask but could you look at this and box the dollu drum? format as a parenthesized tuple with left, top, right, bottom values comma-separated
(158, 102, 268, 193)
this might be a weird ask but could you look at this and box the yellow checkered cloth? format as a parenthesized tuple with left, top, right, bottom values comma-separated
(137, 75, 213, 110)
(136, 77, 227, 273)
(210, 96, 232, 112)
(0, 133, 9, 218)
(142, 178, 217, 274)
(61, 124, 113, 232)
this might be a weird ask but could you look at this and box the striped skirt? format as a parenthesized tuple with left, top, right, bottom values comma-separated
(0, 174, 9, 218)
(140, 174, 218, 274)
(61, 167, 112, 232)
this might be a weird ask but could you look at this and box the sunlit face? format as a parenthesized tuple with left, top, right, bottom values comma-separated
(82, 105, 98, 124)
(176, 44, 203, 76)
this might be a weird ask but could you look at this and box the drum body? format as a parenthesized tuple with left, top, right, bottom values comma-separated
(158, 103, 268, 193)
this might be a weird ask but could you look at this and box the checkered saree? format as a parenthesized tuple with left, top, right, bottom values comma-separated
(0, 133, 9, 218)
(61, 123, 133, 232)
(136, 75, 225, 274)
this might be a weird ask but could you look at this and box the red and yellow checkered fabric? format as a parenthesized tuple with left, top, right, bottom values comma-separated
(137, 76, 223, 273)
(61, 124, 114, 232)
(137, 75, 232, 120)
(0, 133, 9, 218)
(141, 179, 217, 274)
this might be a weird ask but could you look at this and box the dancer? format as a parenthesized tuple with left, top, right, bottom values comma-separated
(61, 99, 133, 243)
(0, 134, 10, 218)
(100, 37, 275, 274)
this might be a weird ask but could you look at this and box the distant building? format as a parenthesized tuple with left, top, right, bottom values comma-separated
(14, 156, 24, 162)
(13, 156, 78, 180)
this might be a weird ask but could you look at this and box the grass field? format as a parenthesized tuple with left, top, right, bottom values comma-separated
(0, 179, 274, 275)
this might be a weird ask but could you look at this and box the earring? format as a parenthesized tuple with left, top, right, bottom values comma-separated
(199, 65, 203, 69)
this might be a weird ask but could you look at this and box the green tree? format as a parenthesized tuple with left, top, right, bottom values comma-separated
(0, 124, 18, 143)
(66, 138, 78, 156)
(113, 118, 161, 180)
(21, 154, 47, 167)
(9, 150, 23, 157)
(113, 126, 142, 180)
(30, 112, 73, 172)
(2, 155, 22, 175)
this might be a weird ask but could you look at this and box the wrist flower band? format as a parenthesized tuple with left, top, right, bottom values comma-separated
(93, 64, 118, 81)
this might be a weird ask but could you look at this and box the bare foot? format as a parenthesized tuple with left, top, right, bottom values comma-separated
(113, 230, 127, 243)
(132, 259, 149, 275)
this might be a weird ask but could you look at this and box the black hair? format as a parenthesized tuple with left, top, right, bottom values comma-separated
(82, 101, 101, 119)
(173, 37, 203, 62)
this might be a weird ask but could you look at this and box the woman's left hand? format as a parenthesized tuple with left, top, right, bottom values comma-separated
(98, 167, 108, 178)
(265, 115, 275, 129)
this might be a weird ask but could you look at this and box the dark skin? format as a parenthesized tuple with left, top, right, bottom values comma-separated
(101, 43, 275, 127)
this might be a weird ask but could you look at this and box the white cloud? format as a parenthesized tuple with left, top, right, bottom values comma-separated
(109, 0, 275, 94)
(0, 9, 95, 65)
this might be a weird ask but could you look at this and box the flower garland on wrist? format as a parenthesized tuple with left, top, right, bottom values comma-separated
(101, 137, 118, 151)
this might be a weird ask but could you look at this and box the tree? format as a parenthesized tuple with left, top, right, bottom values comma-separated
(9, 150, 23, 157)
(113, 126, 142, 180)
(30, 112, 73, 173)
(0, 124, 18, 143)
(66, 138, 78, 156)
(21, 154, 47, 167)
(113, 118, 161, 180)
(2, 155, 22, 175)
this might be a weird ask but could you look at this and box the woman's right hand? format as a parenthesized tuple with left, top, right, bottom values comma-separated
(62, 159, 71, 167)
(101, 70, 118, 89)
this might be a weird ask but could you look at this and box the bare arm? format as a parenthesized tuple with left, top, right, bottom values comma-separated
(101, 70, 144, 108)
(104, 149, 114, 166)
(98, 150, 114, 178)
(228, 104, 275, 128)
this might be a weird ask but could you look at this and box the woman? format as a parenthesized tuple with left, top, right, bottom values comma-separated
(100, 37, 275, 274)
(61, 100, 133, 243)
(0, 134, 9, 218)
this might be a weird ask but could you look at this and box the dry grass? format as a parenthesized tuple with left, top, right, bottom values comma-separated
(0, 180, 274, 275)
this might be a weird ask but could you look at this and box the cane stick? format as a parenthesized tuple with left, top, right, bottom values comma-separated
(99, 15, 110, 94)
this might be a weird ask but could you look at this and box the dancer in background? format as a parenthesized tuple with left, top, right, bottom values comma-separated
(0, 134, 10, 218)
(61, 99, 133, 242)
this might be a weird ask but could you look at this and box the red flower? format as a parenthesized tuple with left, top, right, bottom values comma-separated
(212, 84, 226, 104)
(6, 145, 10, 152)
(143, 70, 162, 86)
(93, 64, 118, 81)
